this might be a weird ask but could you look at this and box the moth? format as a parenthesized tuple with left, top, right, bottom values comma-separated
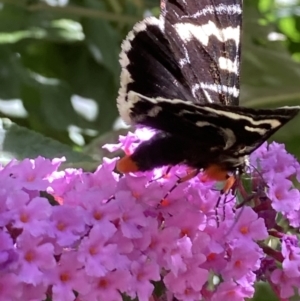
(116, 0, 299, 183)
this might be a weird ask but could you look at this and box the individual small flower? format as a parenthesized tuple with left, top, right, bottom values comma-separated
(79, 190, 119, 227)
(91, 158, 119, 199)
(164, 210, 207, 240)
(81, 270, 131, 301)
(286, 208, 300, 228)
(250, 142, 298, 181)
(114, 191, 148, 239)
(164, 235, 193, 276)
(116, 128, 156, 155)
(0, 273, 22, 301)
(128, 256, 160, 301)
(0, 230, 18, 273)
(227, 206, 268, 241)
(77, 224, 129, 277)
(132, 218, 162, 257)
(21, 283, 48, 301)
(47, 168, 83, 198)
(281, 235, 300, 278)
(222, 241, 263, 280)
(267, 175, 300, 213)
(7, 195, 52, 237)
(8, 156, 64, 191)
(164, 256, 208, 301)
(48, 205, 86, 246)
(16, 232, 56, 285)
(264, 143, 298, 179)
(48, 252, 90, 301)
(201, 240, 227, 273)
(270, 268, 299, 299)
(104, 131, 136, 154)
(211, 281, 254, 301)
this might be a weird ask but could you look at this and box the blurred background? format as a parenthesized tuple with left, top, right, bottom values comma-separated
(0, 0, 299, 168)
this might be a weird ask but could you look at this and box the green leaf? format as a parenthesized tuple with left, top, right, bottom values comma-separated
(241, 4, 300, 159)
(63, 45, 119, 134)
(252, 282, 279, 301)
(0, 4, 29, 32)
(0, 118, 95, 166)
(82, 0, 121, 79)
(242, 3, 300, 107)
(0, 46, 21, 99)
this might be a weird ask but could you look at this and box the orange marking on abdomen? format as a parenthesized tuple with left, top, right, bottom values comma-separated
(203, 164, 228, 181)
(116, 155, 139, 173)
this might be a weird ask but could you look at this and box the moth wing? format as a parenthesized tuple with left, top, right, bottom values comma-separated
(129, 93, 300, 154)
(162, 0, 242, 105)
(118, 17, 194, 124)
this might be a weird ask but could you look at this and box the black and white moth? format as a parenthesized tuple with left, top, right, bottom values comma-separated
(116, 0, 299, 181)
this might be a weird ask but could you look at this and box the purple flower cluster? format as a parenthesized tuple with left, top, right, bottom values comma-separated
(1, 128, 300, 301)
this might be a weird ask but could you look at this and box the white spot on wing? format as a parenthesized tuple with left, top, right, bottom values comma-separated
(195, 121, 212, 127)
(178, 45, 190, 67)
(244, 126, 267, 135)
(174, 22, 240, 47)
(192, 84, 215, 102)
(203, 89, 214, 103)
(200, 83, 240, 98)
(192, 4, 242, 17)
(218, 57, 239, 74)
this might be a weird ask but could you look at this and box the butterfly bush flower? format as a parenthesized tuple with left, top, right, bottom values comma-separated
(0, 129, 299, 301)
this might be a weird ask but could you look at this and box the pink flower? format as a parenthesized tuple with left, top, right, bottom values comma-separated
(78, 224, 129, 277)
(228, 206, 268, 241)
(222, 241, 262, 280)
(49, 252, 90, 301)
(0, 273, 22, 301)
(129, 256, 160, 301)
(21, 283, 47, 301)
(79, 191, 119, 227)
(270, 269, 298, 299)
(7, 195, 52, 237)
(0, 230, 18, 272)
(164, 210, 207, 239)
(0, 130, 298, 301)
(9, 157, 64, 191)
(48, 206, 86, 246)
(92, 158, 119, 199)
(281, 235, 300, 278)
(211, 281, 254, 301)
(164, 261, 208, 300)
(114, 191, 148, 238)
(267, 175, 300, 213)
(81, 270, 131, 301)
(16, 232, 55, 285)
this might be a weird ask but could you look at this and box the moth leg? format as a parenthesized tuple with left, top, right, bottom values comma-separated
(160, 169, 200, 206)
(215, 175, 237, 226)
